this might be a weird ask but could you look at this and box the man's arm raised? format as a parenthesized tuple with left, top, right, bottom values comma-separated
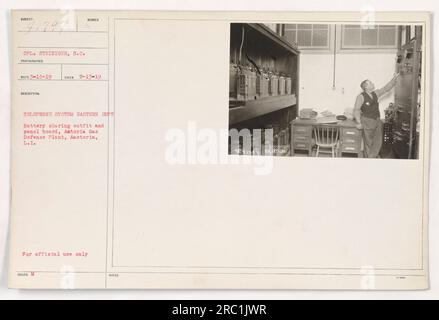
(375, 73, 399, 98)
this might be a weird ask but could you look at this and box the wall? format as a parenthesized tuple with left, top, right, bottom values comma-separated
(299, 51, 397, 118)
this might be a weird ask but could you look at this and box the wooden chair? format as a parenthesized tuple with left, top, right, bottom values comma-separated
(313, 125, 339, 157)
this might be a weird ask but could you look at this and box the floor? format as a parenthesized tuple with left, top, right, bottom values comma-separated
(379, 143, 396, 159)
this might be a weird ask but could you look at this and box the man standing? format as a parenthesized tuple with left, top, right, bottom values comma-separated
(354, 74, 399, 158)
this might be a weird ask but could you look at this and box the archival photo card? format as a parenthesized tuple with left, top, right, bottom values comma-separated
(8, 10, 430, 289)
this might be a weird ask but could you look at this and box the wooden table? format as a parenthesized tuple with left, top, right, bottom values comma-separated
(290, 118, 363, 157)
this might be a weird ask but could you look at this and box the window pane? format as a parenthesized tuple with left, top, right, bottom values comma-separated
(284, 24, 296, 30)
(284, 30, 296, 45)
(312, 29, 328, 46)
(361, 28, 378, 46)
(297, 24, 312, 30)
(313, 24, 328, 30)
(344, 24, 361, 29)
(378, 27, 396, 46)
(344, 28, 361, 46)
(297, 29, 312, 46)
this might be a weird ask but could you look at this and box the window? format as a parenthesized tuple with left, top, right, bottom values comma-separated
(284, 24, 331, 50)
(341, 25, 397, 49)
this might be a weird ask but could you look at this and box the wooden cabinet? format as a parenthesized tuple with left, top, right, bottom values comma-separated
(339, 127, 362, 155)
(291, 124, 313, 156)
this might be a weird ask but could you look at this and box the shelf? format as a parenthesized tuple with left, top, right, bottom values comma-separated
(229, 95, 296, 125)
(247, 24, 300, 55)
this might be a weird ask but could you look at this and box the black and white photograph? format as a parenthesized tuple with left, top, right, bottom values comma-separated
(228, 23, 423, 159)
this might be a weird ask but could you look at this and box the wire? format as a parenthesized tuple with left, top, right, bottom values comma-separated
(238, 25, 261, 74)
(246, 53, 261, 75)
(239, 26, 245, 63)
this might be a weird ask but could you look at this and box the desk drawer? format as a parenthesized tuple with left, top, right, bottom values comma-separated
(293, 141, 310, 150)
(340, 142, 360, 153)
(293, 135, 311, 143)
(293, 125, 312, 135)
(341, 128, 360, 137)
(341, 136, 361, 144)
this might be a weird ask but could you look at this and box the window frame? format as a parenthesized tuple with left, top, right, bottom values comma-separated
(340, 24, 398, 52)
(283, 24, 334, 52)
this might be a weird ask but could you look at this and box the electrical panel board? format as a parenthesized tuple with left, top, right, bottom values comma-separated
(392, 27, 422, 159)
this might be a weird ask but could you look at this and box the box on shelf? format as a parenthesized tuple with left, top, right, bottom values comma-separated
(237, 66, 257, 101)
(229, 63, 238, 98)
(285, 77, 292, 95)
(269, 73, 279, 96)
(256, 73, 269, 98)
(278, 76, 286, 95)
